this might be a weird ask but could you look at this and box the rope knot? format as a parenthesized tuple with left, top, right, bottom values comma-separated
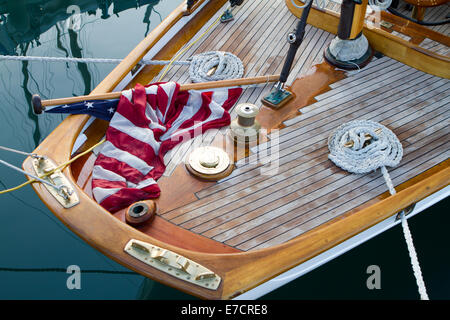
(328, 120, 403, 174)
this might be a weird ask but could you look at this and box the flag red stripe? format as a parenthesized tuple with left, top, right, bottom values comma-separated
(95, 154, 144, 184)
(92, 82, 242, 212)
(106, 127, 159, 167)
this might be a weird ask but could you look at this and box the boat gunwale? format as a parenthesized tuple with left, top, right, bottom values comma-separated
(22, 0, 450, 299)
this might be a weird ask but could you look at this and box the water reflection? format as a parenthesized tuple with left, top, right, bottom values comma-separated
(0, 0, 175, 299)
(0, 0, 161, 55)
(0, 0, 162, 150)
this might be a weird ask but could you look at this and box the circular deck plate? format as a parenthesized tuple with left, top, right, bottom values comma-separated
(186, 146, 233, 181)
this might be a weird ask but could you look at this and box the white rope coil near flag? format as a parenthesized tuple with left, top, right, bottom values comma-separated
(188, 51, 244, 83)
(328, 119, 429, 300)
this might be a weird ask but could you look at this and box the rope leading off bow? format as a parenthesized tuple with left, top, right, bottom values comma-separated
(328, 120, 429, 300)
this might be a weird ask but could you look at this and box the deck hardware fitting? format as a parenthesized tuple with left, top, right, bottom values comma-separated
(230, 103, 261, 144)
(31, 157, 79, 208)
(125, 200, 156, 226)
(220, 8, 234, 22)
(124, 239, 221, 290)
(262, 0, 313, 108)
(396, 203, 416, 221)
(220, 0, 244, 23)
(380, 20, 394, 29)
(186, 146, 233, 180)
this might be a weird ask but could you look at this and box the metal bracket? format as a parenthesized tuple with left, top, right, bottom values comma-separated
(124, 239, 221, 290)
(396, 203, 416, 221)
(220, 8, 234, 23)
(380, 21, 394, 30)
(262, 83, 293, 109)
(31, 157, 79, 208)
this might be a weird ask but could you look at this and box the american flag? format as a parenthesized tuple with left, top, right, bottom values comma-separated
(47, 82, 242, 212)
(44, 98, 119, 121)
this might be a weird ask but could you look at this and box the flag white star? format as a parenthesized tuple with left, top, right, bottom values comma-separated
(107, 107, 115, 114)
(62, 104, 69, 108)
(85, 102, 94, 109)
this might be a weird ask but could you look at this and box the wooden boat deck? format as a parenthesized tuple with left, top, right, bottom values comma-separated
(157, 0, 335, 176)
(161, 56, 449, 251)
(149, 0, 450, 251)
(26, 0, 450, 299)
(152, 0, 449, 177)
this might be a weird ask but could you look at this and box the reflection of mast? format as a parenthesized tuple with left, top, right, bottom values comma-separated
(0, 0, 162, 54)
(55, 22, 69, 59)
(68, 28, 91, 95)
(143, 1, 161, 37)
(20, 42, 41, 146)
(143, 4, 152, 36)
(98, 0, 111, 19)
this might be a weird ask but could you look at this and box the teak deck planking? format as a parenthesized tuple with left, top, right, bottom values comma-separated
(161, 54, 449, 250)
(71, 0, 449, 253)
(157, 0, 334, 176)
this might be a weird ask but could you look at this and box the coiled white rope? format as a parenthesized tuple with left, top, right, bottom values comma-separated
(188, 51, 244, 83)
(328, 120, 429, 300)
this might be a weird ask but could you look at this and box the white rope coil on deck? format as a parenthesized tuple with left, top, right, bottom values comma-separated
(328, 120, 429, 300)
(328, 120, 402, 174)
(188, 51, 244, 83)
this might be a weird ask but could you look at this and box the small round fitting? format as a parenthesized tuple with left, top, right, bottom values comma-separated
(125, 200, 157, 227)
(287, 33, 296, 44)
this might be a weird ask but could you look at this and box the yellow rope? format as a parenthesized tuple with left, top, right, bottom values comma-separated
(0, 138, 106, 194)
(157, 12, 223, 82)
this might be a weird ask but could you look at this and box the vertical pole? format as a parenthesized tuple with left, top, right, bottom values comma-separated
(412, 6, 426, 22)
(324, 0, 372, 69)
(350, 0, 369, 39)
(337, 0, 356, 40)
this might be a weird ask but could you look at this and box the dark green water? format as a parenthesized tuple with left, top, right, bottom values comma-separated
(0, 0, 448, 300)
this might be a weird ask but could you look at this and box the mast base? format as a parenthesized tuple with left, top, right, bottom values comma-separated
(324, 34, 373, 70)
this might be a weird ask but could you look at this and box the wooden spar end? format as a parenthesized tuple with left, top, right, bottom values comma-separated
(32, 94, 44, 114)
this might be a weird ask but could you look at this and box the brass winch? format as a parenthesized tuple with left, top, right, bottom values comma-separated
(229, 103, 261, 144)
(185, 146, 233, 180)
